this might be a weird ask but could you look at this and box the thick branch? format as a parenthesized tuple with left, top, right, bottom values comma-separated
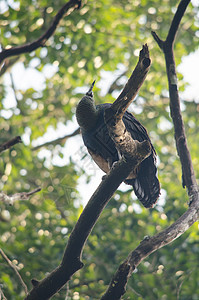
(0, 136, 22, 153)
(25, 144, 150, 300)
(152, 0, 197, 194)
(105, 106, 151, 162)
(25, 46, 151, 299)
(0, 0, 82, 64)
(104, 44, 151, 159)
(101, 189, 199, 300)
(112, 44, 151, 115)
(102, 1, 199, 299)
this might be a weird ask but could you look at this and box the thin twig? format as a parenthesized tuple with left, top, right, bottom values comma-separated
(166, 0, 191, 46)
(64, 282, 70, 300)
(0, 248, 28, 295)
(0, 57, 19, 77)
(128, 286, 143, 298)
(0, 0, 82, 64)
(10, 72, 18, 103)
(176, 279, 184, 300)
(0, 136, 22, 153)
(0, 187, 41, 205)
(32, 128, 80, 151)
(0, 286, 8, 300)
(108, 71, 127, 94)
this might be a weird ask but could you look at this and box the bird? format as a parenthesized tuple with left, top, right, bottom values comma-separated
(76, 81, 160, 208)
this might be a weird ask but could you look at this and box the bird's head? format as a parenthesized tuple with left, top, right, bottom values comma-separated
(76, 81, 98, 131)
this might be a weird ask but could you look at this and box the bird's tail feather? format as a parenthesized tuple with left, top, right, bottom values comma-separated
(125, 157, 160, 208)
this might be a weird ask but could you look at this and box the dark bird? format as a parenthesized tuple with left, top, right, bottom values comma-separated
(76, 82, 160, 208)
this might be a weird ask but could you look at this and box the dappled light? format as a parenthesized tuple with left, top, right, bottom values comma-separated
(0, 0, 199, 299)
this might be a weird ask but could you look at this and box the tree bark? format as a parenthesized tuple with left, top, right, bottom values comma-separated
(25, 45, 151, 300)
(102, 0, 199, 298)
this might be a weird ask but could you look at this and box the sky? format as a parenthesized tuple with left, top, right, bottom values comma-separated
(178, 50, 199, 101)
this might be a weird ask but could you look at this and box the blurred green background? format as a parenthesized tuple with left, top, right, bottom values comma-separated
(0, 0, 199, 299)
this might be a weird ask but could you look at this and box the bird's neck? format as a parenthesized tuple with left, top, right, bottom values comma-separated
(76, 97, 99, 132)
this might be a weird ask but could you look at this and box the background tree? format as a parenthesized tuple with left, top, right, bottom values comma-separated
(0, 0, 199, 299)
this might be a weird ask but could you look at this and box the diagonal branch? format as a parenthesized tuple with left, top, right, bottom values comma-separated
(0, 57, 19, 77)
(112, 44, 151, 114)
(0, 136, 22, 153)
(104, 44, 152, 168)
(101, 189, 199, 300)
(0, 286, 7, 300)
(0, 188, 41, 205)
(0, 248, 28, 295)
(101, 1, 199, 299)
(32, 128, 80, 151)
(166, 0, 191, 46)
(25, 150, 150, 300)
(0, 0, 82, 64)
(24, 46, 151, 300)
(152, 0, 197, 196)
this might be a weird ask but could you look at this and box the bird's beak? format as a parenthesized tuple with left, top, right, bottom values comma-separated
(86, 80, 96, 97)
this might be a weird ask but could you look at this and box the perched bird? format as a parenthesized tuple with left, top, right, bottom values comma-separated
(76, 82, 160, 208)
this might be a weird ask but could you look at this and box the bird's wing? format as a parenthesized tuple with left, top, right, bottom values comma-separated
(122, 111, 160, 207)
(82, 103, 160, 207)
(123, 110, 156, 155)
(82, 104, 119, 162)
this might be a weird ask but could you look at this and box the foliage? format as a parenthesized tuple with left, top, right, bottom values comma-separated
(0, 0, 199, 299)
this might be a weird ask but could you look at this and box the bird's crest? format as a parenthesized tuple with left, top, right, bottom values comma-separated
(86, 80, 96, 97)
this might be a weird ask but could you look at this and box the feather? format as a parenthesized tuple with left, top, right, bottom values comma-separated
(77, 100, 160, 208)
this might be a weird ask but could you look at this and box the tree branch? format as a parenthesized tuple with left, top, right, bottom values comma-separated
(32, 128, 80, 151)
(152, 0, 197, 195)
(101, 1, 199, 298)
(10, 72, 19, 103)
(107, 70, 127, 94)
(0, 188, 41, 205)
(0, 136, 22, 153)
(101, 190, 199, 300)
(0, 286, 7, 300)
(166, 0, 191, 46)
(113, 44, 151, 112)
(24, 45, 151, 300)
(0, 0, 82, 64)
(25, 153, 150, 299)
(0, 57, 19, 77)
(104, 44, 151, 159)
(0, 248, 28, 295)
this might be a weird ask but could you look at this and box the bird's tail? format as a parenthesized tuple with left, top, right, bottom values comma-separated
(125, 156, 160, 208)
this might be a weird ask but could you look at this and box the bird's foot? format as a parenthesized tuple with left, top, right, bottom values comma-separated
(102, 175, 107, 180)
(110, 161, 118, 170)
